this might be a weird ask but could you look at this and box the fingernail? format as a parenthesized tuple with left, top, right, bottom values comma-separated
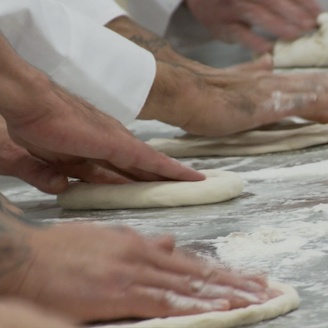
(233, 290, 263, 303)
(285, 26, 300, 38)
(302, 19, 315, 29)
(267, 288, 283, 298)
(244, 281, 266, 293)
(49, 174, 66, 189)
(256, 292, 269, 302)
(212, 299, 230, 311)
(191, 280, 205, 292)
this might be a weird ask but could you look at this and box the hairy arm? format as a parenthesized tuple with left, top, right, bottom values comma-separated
(106, 16, 188, 65)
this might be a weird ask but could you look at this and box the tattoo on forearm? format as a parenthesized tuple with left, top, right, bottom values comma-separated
(130, 35, 170, 54)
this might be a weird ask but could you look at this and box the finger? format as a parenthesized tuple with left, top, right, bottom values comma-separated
(191, 281, 268, 309)
(204, 269, 268, 293)
(228, 54, 274, 72)
(239, 3, 302, 40)
(299, 92, 328, 123)
(124, 286, 230, 319)
(261, 91, 318, 115)
(292, 0, 322, 18)
(95, 160, 172, 182)
(108, 136, 206, 182)
(218, 23, 273, 53)
(59, 161, 131, 185)
(7, 152, 68, 194)
(147, 235, 176, 253)
(259, 72, 328, 93)
(251, 0, 318, 30)
(146, 250, 268, 294)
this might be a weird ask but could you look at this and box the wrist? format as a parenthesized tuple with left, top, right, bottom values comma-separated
(0, 35, 52, 125)
(138, 61, 200, 128)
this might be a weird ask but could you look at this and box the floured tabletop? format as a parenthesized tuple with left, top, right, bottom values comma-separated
(2, 119, 328, 328)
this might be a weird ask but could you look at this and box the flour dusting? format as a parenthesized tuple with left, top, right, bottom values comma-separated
(241, 160, 328, 180)
(214, 217, 328, 285)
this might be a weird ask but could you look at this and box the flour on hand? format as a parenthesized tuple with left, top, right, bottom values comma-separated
(98, 282, 300, 328)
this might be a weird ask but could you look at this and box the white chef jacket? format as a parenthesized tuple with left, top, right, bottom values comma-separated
(0, 0, 156, 125)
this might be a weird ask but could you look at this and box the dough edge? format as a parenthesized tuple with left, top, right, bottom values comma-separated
(100, 281, 300, 328)
(146, 123, 328, 157)
(57, 170, 244, 210)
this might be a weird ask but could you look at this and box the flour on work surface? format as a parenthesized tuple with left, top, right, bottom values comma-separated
(241, 160, 328, 180)
(215, 222, 328, 267)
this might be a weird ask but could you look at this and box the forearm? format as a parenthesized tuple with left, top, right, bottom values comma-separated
(0, 32, 49, 123)
(106, 16, 187, 65)
(0, 193, 43, 296)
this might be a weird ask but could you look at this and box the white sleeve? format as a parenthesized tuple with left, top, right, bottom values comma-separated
(56, 0, 127, 25)
(0, 0, 155, 126)
(126, 0, 181, 35)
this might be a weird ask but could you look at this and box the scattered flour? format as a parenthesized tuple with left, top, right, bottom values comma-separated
(312, 203, 328, 214)
(241, 160, 328, 180)
(215, 220, 328, 274)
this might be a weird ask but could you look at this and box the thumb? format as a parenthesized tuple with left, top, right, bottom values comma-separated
(228, 54, 274, 72)
(9, 153, 68, 194)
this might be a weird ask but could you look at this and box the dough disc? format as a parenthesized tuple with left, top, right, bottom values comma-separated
(99, 281, 300, 328)
(146, 120, 328, 158)
(57, 169, 244, 210)
(274, 13, 328, 68)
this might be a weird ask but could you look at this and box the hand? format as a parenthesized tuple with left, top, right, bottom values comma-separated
(0, 33, 204, 190)
(0, 115, 133, 194)
(0, 299, 76, 328)
(4, 224, 279, 322)
(107, 18, 328, 137)
(186, 0, 322, 53)
(107, 16, 274, 74)
(139, 60, 328, 136)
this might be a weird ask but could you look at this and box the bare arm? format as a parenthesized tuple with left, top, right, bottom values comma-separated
(107, 16, 328, 137)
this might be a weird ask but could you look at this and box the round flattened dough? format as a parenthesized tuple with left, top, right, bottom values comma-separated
(100, 281, 300, 328)
(57, 169, 244, 210)
(146, 121, 328, 158)
(274, 13, 328, 68)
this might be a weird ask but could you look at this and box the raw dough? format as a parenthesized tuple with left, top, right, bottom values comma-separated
(274, 13, 328, 67)
(99, 281, 300, 328)
(57, 169, 244, 210)
(146, 120, 328, 157)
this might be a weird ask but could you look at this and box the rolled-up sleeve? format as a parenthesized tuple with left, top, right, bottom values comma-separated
(56, 0, 127, 25)
(0, 0, 156, 125)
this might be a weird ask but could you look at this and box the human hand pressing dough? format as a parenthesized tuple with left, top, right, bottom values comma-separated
(140, 61, 328, 137)
(0, 33, 204, 189)
(185, 0, 321, 53)
(8, 224, 279, 322)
